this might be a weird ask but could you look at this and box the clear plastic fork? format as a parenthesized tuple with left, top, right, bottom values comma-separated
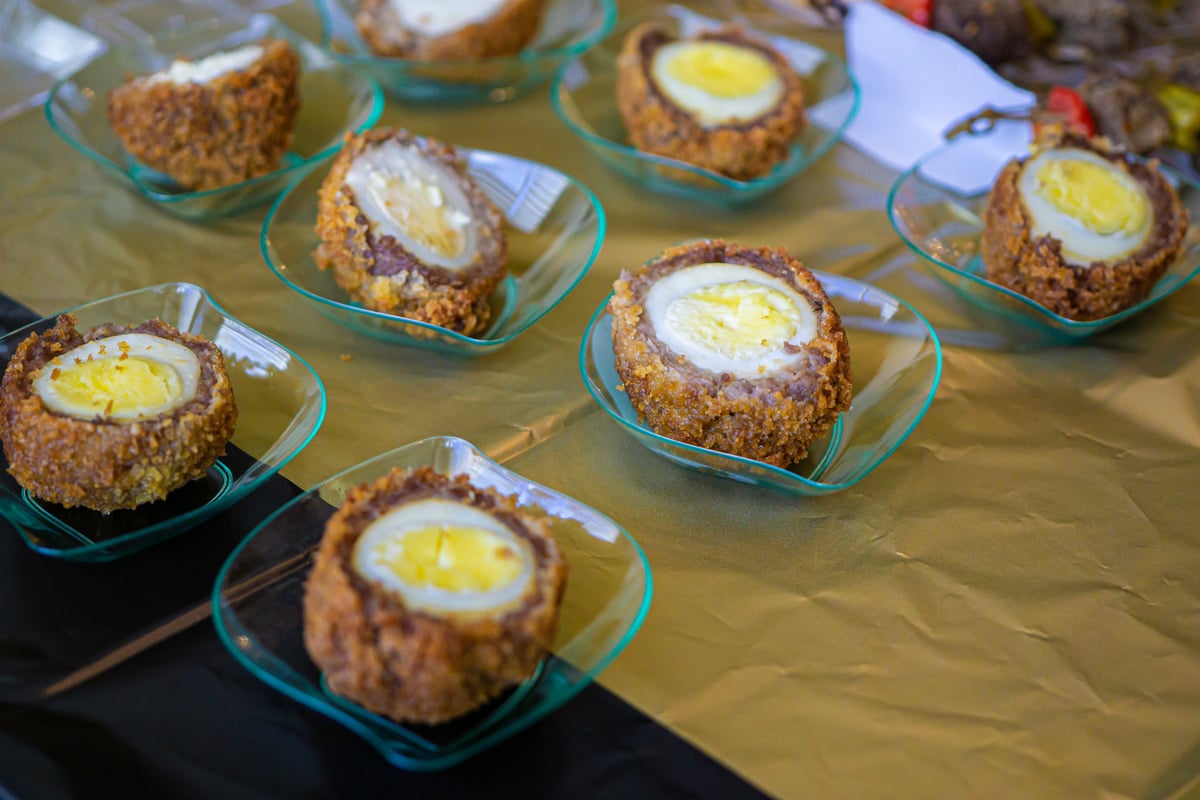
(467, 151, 570, 234)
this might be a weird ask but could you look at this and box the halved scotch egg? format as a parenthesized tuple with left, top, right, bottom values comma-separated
(609, 240, 852, 468)
(615, 23, 806, 181)
(303, 467, 567, 725)
(355, 0, 547, 60)
(0, 315, 237, 513)
(314, 128, 507, 336)
(107, 39, 300, 192)
(981, 129, 1189, 320)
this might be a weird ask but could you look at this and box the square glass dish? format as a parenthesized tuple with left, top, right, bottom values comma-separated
(44, 14, 384, 220)
(0, 283, 326, 562)
(580, 272, 942, 495)
(78, 0, 281, 44)
(0, 0, 106, 125)
(314, 0, 616, 103)
(888, 134, 1200, 342)
(550, 1, 860, 205)
(262, 144, 606, 356)
(212, 435, 652, 770)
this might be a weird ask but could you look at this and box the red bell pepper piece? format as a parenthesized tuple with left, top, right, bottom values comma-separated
(1037, 86, 1097, 137)
(881, 0, 934, 27)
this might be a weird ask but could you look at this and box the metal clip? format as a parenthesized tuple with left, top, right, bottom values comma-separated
(943, 106, 1033, 140)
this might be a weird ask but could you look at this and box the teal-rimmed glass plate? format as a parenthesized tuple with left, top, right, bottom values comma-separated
(212, 435, 652, 770)
(44, 14, 384, 220)
(314, 0, 616, 104)
(888, 134, 1200, 342)
(550, 1, 860, 205)
(0, 282, 326, 562)
(261, 144, 606, 356)
(580, 272, 942, 495)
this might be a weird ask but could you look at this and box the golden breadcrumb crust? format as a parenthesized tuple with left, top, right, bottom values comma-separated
(314, 128, 507, 336)
(356, 0, 547, 60)
(0, 315, 237, 513)
(615, 23, 806, 181)
(981, 130, 1189, 321)
(107, 39, 300, 192)
(303, 466, 568, 725)
(609, 240, 852, 468)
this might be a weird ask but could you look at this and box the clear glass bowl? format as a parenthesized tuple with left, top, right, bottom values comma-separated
(212, 435, 652, 770)
(314, 0, 616, 104)
(888, 135, 1200, 342)
(261, 145, 606, 355)
(44, 14, 384, 220)
(0, 283, 326, 562)
(549, 1, 860, 205)
(580, 272, 942, 495)
(0, 0, 106, 125)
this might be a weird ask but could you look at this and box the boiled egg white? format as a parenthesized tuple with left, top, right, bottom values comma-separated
(353, 498, 535, 616)
(388, 0, 510, 37)
(650, 40, 785, 127)
(145, 44, 264, 87)
(1018, 147, 1154, 266)
(643, 262, 817, 379)
(33, 333, 201, 422)
(344, 140, 479, 271)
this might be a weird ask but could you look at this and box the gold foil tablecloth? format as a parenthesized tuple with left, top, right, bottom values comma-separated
(3, 7, 1200, 797)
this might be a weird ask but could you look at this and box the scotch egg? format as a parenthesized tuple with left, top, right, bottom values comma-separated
(0, 315, 237, 513)
(314, 128, 507, 336)
(650, 40, 785, 127)
(355, 0, 548, 60)
(31, 334, 201, 423)
(609, 240, 852, 468)
(107, 39, 300, 192)
(642, 263, 819, 380)
(352, 498, 536, 616)
(303, 467, 567, 725)
(615, 22, 806, 180)
(981, 129, 1189, 320)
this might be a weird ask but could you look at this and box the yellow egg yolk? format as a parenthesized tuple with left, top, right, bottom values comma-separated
(1033, 158, 1149, 236)
(366, 524, 524, 594)
(663, 41, 776, 99)
(364, 171, 467, 260)
(46, 356, 183, 418)
(667, 281, 801, 359)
